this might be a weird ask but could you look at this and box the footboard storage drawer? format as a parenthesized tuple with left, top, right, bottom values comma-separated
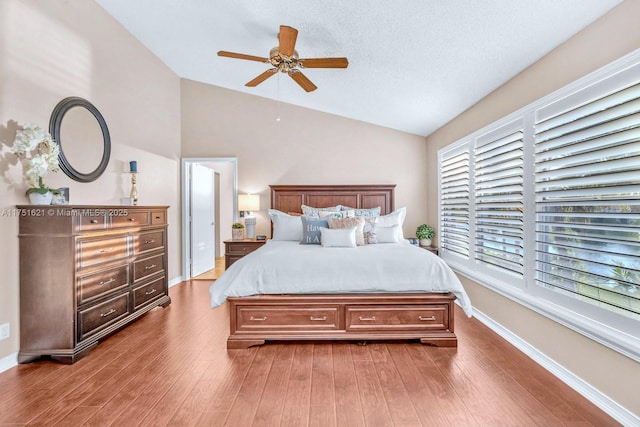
(227, 293, 458, 349)
(346, 305, 449, 331)
(236, 306, 340, 331)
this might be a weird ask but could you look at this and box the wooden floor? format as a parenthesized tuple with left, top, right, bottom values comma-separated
(0, 281, 618, 426)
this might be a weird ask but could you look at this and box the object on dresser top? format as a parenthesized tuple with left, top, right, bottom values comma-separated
(17, 205, 170, 364)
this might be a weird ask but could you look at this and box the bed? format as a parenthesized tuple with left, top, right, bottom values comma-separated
(210, 184, 471, 349)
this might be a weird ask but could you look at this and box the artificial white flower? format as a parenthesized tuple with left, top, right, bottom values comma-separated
(12, 123, 60, 194)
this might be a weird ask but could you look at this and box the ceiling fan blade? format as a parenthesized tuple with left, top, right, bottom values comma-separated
(278, 25, 298, 57)
(245, 69, 278, 87)
(218, 51, 268, 63)
(299, 57, 349, 68)
(289, 70, 317, 92)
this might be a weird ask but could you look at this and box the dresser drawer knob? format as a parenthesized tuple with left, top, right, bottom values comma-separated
(144, 264, 157, 271)
(144, 239, 156, 244)
(249, 316, 267, 321)
(90, 219, 99, 224)
(98, 248, 115, 254)
(358, 316, 376, 321)
(100, 308, 117, 318)
(128, 218, 136, 221)
(310, 316, 327, 321)
(145, 288, 157, 296)
(419, 315, 436, 321)
(99, 278, 115, 286)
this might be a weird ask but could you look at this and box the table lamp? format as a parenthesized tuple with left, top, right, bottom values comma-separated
(238, 194, 260, 238)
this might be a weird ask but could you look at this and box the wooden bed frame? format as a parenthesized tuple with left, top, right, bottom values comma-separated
(226, 184, 458, 349)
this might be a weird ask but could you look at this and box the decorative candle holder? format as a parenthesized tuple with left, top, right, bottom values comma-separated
(130, 172, 138, 206)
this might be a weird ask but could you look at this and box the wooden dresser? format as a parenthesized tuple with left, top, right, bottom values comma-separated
(17, 205, 171, 364)
(224, 238, 266, 269)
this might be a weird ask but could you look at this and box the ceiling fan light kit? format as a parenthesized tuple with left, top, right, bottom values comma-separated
(218, 25, 348, 92)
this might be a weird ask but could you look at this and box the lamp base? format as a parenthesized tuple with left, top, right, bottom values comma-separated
(244, 217, 257, 239)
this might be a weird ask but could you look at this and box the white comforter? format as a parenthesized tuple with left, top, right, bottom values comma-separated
(209, 240, 472, 316)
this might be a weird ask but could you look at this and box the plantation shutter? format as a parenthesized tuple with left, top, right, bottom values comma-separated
(534, 81, 640, 317)
(474, 125, 525, 277)
(440, 147, 470, 258)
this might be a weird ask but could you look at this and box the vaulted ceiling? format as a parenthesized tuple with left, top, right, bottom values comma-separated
(96, 0, 621, 136)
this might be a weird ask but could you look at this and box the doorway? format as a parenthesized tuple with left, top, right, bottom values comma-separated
(181, 157, 238, 281)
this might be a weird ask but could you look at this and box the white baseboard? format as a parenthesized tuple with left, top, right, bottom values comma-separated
(168, 276, 183, 288)
(0, 352, 17, 374)
(472, 308, 639, 427)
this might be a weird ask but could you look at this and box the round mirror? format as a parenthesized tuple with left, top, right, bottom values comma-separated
(49, 97, 111, 183)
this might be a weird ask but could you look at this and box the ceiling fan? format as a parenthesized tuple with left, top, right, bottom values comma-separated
(218, 25, 349, 92)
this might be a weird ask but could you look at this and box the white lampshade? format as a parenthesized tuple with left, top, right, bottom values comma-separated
(238, 194, 260, 212)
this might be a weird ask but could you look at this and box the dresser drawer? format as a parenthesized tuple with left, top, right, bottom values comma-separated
(111, 210, 150, 228)
(78, 264, 129, 305)
(346, 305, 449, 331)
(235, 306, 340, 331)
(151, 210, 166, 225)
(78, 293, 130, 341)
(77, 213, 107, 232)
(133, 253, 164, 282)
(132, 276, 165, 310)
(78, 236, 129, 269)
(135, 230, 165, 254)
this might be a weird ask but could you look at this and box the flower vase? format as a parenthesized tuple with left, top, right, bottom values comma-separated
(28, 191, 53, 205)
(232, 228, 244, 240)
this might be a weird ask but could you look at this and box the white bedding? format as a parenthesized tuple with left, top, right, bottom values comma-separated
(209, 240, 473, 317)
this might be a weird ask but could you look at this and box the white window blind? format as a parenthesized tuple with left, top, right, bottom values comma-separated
(438, 50, 640, 359)
(440, 148, 470, 259)
(534, 81, 640, 319)
(474, 126, 525, 277)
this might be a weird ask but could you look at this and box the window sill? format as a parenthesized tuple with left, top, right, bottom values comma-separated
(448, 261, 640, 363)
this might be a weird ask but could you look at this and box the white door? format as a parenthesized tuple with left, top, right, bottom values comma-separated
(190, 164, 216, 277)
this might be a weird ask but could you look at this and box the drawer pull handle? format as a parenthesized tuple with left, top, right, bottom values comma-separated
(144, 239, 156, 244)
(249, 316, 267, 321)
(128, 218, 136, 221)
(310, 316, 327, 321)
(358, 316, 376, 321)
(100, 308, 117, 318)
(98, 248, 115, 254)
(419, 315, 436, 321)
(144, 264, 157, 270)
(90, 219, 99, 224)
(145, 288, 157, 296)
(99, 278, 115, 286)
(155, 216, 161, 219)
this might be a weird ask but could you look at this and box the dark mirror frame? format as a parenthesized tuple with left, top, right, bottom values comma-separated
(49, 96, 111, 183)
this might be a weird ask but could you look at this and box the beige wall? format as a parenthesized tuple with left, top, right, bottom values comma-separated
(426, 0, 640, 417)
(0, 0, 182, 360)
(181, 80, 428, 239)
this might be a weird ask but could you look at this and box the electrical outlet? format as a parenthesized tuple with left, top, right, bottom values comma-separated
(0, 323, 9, 340)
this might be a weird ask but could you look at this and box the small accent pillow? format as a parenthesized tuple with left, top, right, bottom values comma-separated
(328, 216, 365, 246)
(363, 216, 378, 244)
(376, 224, 401, 243)
(268, 209, 302, 241)
(301, 204, 341, 217)
(341, 206, 381, 217)
(301, 216, 329, 245)
(377, 207, 407, 240)
(320, 226, 357, 248)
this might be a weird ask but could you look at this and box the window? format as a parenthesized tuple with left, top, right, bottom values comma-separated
(439, 50, 640, 360)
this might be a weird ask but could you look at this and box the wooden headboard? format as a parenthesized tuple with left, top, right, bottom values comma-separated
(270, 184, 395, 215)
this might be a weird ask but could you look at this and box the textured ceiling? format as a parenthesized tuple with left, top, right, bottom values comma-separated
(95, 0, 620, 136)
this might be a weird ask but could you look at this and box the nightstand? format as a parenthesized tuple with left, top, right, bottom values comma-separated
(420, 245, 439, 256)
(224, 238, 267, 269)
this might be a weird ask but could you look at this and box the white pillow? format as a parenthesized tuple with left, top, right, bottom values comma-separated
(268, 209, 302, 241)
(377, 207, 406, 240)
(376, 224, 401, 243)
(320, 226, 357, 248)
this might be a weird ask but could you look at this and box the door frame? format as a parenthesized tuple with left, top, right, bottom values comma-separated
(181, 157, 238, 281)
